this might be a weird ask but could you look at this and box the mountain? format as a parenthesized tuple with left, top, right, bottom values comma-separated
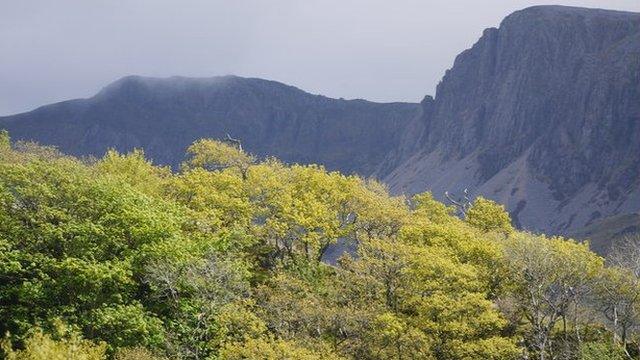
(381, 5, 640, 235)
(1, 5, 639, 240)
(571, 212, 640, 254)
(0, 75, 419, 176)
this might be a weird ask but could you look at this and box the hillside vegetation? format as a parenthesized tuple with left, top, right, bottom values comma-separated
(1, 130, 639, 360)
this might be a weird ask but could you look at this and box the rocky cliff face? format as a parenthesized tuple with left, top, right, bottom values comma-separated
(383, 6, 640, 235)
(0, 76, 419, 176)
(1, 5, 638, 238)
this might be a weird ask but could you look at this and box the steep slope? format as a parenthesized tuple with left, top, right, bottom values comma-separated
(571, 212, 640, 254)
(0, 76, 419, 176)
(384, 5, 640, 235)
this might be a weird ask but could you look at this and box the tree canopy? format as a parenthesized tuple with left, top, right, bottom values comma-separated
(0, 134, 637, 359)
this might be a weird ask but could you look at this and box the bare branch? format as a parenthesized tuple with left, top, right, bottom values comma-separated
(444, 188, 472, 217)
(223, 133, 243, 151)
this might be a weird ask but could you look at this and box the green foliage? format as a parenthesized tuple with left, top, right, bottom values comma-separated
(500, 233, 605, 358)
(465, 196, 514, 234)
(412, 191, 455, 224)
(0, 147, 183, 355)
(87, 303, 165, 352)
(219, 336, 342, 360)
(579, 342, 625, 360)
(0, 130, 9, 149)
(95, 149, 171, 197)
(0, 133, 631, 359)
(114, 347, 166, 360)
(183, 138, 254, 177)
(337, 234, 518, 359)
(1, 328, 106, 360)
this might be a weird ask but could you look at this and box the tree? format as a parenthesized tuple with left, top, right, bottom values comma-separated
(87, 303, 165, 353)
(0, 145, 185, 353)
(168, 167, 252, 232)
(114, 347, 166, 360)
(338, 233, 518, 360)
(608, 234, 640, 278)
(1, 326, 107, 360)
(183, 139, 255, 179)
(444, 189, 472, 217)
(594, 235, 640, 357)
(411, 192, 455, 225)
(0, 130, 9, 150)
(143, 254, 251, 359)
(95, 149, 171, 197)
(3, 133, 624, 360)
(594, 267, 640, 358)
(245, 162, 401, 265)
(219, 336, 342, 360)
(580, 342, 626, 360)
(465, 197, 514, 234)
(500, 233, 603, 359)
(367, 312, 433, 360)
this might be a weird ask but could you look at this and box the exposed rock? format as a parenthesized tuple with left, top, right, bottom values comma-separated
(383, 5, 640, 235)
(571, 212, 640, 254)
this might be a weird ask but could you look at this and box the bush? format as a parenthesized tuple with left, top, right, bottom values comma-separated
(580, 342, 625, 360)
(1, 329, 106, 360)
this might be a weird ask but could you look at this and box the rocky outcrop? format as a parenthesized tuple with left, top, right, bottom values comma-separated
(0, 76, 419, 176)
(383, 5, 640, 235)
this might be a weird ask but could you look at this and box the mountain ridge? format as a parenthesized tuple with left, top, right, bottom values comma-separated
(0, 75, 420, 176)
(1, 5, 639, 240)
(382, 5, 640, 235)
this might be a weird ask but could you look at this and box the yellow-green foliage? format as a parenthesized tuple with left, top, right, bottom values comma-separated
(0, 135, 634, 360)
(114, 347, 166, 360)
(95, 149, 171, 197)
(465, 196, 514, 234)
(219, 336, 343, 360)
(183, 138, 255, 177)
(0, 130, 9, 150)
(579, 342, 625, 360)
(1, 330, 106, 360)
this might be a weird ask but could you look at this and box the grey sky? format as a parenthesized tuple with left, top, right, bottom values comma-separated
(1, 0, 639, 115)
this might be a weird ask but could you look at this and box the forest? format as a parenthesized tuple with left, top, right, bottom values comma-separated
(1, 129, 639, 360)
